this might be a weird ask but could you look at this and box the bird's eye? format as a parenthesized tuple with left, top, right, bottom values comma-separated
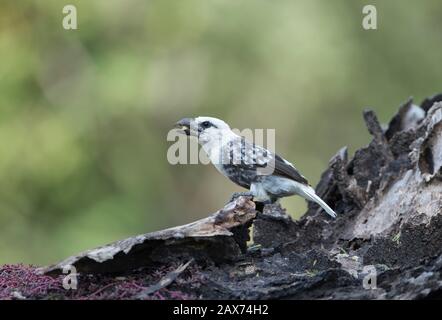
(201, 121, 211, 128)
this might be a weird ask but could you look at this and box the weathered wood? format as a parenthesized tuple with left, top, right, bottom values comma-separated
(37, 196, 256, 275)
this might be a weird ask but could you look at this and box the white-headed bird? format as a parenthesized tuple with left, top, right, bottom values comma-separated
(174, 117, 336, 218)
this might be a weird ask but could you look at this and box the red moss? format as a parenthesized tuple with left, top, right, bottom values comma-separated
(0, 264, 199, 300)
(0, 264, 65, 300)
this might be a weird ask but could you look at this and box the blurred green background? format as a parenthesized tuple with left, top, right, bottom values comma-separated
(1, 0, 441, 265)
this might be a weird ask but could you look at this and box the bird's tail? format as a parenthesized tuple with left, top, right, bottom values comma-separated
(298, 185, 337, 218)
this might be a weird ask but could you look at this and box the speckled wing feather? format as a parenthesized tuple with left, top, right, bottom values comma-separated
(222, 137, 309, 186)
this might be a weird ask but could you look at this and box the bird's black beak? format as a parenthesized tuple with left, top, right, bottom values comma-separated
(174, 118, 193, 136)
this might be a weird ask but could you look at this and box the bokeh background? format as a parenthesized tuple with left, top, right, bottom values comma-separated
(1, 0, 441, 265)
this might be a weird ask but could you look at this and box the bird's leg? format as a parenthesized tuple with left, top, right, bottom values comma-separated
(228, 191, 254, 203)
(254, 200, 272, 213)
(256, 197, 278, 206)
(254, 199, 274, 206)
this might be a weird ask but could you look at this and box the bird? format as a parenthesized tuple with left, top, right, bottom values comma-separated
(174, 116, 337, 218)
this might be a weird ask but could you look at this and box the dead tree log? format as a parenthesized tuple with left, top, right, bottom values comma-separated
(38, 197, 257, 275)
(3, 94, 442, 300)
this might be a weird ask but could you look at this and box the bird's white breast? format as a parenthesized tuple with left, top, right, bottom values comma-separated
(200, 130, 239, 174)
(202, 140, 228, 175)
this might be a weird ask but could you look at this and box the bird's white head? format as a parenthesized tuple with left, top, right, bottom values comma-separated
(174, 116, 233, 145)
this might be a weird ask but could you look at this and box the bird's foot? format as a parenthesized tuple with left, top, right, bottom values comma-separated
(228, 192, 254, 203)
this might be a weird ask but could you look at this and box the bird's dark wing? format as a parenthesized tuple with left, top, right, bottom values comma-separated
(223, 138, 309, 186)
(270, 154, 309, 185)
